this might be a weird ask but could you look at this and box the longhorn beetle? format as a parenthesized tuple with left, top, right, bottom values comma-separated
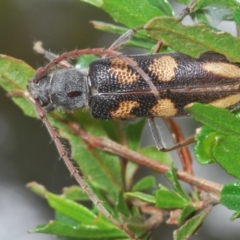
(28, 41, 240, 239)
(28, 0, 240, 152)
(29, 48, 240, 151)
(25, 2, 240, 239)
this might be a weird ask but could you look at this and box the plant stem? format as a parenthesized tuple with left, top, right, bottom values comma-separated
(70, 123, 222, 199)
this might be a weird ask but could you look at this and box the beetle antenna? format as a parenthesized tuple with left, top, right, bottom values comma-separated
(33, 99, 140, 240)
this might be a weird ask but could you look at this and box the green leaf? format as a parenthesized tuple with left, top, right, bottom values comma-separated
(80, 0, 165, 27)
(185, 103, 240, 137)
(76, 55, 98, 69)
(125, 118, 146, 150)
(73, 110, 108, 137)
(230, 211, 240, 221)
(47, 193, 101, 226)
(196, 0, 239, 10)
(97, 119, 121, 142)
(155, 185, 188, 209)
(234, 6, 240, 26)
(91, 21, 155, 50)
(125, 192, 156, 204)
(91, 20, 132, 34)
(190, 104, 240, 177)
(192, 105, 240, 178)
(51, 115, 123, 200)
(194, 126, 219, 164)
(28, 182, 117, 228)
(62, 185, 89, 201)
(55, 211, 80, 225)
(147, 0, 174, 16)
(0, 55, 35, 117)
(165, 167, 191, 201)
(0, 55, 33, 89)
(191, 9, 212, 27)
(178, 204, 197, 224)
(132, 176, 156, 192)
(221, 182, 240, 211)
(125, 161, 139, 191)
(31, 221, 126, 239)
(213, 136, 240, 178)
(191, 190, 200, 202)
(176, 0, 190, 5)
(27, 182, 48, 198)
(51, 114, 123, 200)
(115, 191, 131, 217)
(174, 208, 210, 240)
(177, 0, 238, 11)
(145, 17, 240, 62)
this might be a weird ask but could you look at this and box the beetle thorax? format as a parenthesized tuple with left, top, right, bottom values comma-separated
(28, 68, 89, 112)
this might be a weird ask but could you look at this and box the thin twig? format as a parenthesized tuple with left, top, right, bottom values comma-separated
(177, 0, 198, 21)
(70, 123, 222, 199)
(33, 100, 141, 240)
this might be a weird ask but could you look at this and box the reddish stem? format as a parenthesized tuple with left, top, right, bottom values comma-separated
(163, 119, 193, 174)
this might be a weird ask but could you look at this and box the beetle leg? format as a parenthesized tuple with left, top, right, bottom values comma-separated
(108, 26, 143, 51)
(148, 117, 195, 152)
(148, 117, 166, 151)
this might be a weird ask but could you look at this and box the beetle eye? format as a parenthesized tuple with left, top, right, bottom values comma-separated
(67, 91, 82, 98)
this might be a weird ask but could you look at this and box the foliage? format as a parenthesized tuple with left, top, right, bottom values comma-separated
(1, 0, 240, 239)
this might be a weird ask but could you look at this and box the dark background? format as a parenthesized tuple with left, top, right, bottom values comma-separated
(0, 0, 239, 239)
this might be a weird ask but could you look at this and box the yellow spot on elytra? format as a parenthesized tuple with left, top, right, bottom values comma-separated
(202, 62, 240, 78)
(111, 100, 139, 119)
(149, 99, 177, 117)
(209, 94, 240, 109)
(148, 56, 178, 82)
(110, 58, 139, 84)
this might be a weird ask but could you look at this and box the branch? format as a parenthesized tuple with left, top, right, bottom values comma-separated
(69, 123, 222, 199)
